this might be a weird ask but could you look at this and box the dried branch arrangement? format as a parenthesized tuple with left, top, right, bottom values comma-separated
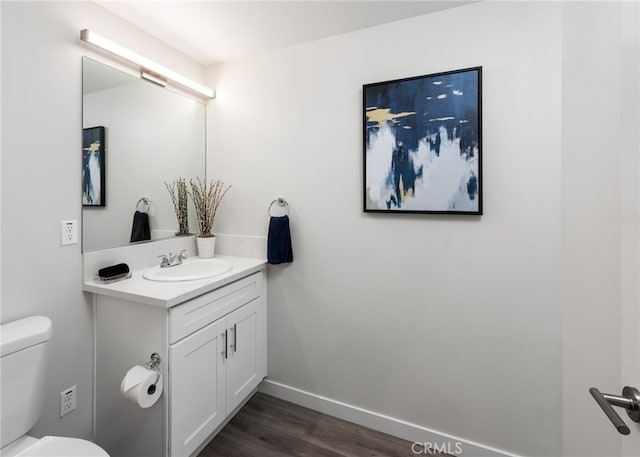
(165, 178, 190, 236)
(188, 178, 231, 237)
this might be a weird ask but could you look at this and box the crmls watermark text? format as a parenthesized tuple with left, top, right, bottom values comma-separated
(411, 441, 463, 455)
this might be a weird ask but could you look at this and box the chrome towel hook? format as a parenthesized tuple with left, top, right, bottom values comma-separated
(589, 386, 640, 435)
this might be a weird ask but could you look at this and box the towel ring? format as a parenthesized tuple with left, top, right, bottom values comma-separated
(136, 197, 150, 213)
(269, 197, 289, 216)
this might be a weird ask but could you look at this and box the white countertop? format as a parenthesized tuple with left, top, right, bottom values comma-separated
(83, 255, 266, 308)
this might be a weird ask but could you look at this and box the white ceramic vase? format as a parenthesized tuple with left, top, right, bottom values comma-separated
(196, 236, 216, 258)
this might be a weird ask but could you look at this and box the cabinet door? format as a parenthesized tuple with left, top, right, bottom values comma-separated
(169, 318, 227, 457)
(225, 297, 261, 414)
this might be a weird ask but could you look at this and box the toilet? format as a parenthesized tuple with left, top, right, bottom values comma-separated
(0, 316, 109, 457)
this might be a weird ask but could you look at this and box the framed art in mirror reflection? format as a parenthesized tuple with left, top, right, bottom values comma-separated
(82, 126, 106, 207)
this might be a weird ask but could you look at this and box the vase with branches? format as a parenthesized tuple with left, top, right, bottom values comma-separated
(165, 178, 190, 236)
(188, 177, 231, 257)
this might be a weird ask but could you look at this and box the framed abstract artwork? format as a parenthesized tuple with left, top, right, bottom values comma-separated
(82, 126, 105, 207)
(363, 67, 482, 214)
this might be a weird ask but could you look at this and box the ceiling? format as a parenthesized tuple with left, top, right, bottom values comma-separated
(96, 1, 475, 66)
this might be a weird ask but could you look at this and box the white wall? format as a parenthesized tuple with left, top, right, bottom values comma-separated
(0, 1, 204, 440)
(208, 2, 563, 456)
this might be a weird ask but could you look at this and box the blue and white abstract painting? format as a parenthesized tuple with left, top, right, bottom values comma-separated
(82, 126, 105, 207)
(364, 67, 482, 214)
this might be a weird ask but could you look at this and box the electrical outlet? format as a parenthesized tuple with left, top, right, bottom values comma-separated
(60, 220, 77, 246)
(60, 385, 77, 417)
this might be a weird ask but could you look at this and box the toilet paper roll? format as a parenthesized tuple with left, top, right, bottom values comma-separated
(120, 365, 163, 409)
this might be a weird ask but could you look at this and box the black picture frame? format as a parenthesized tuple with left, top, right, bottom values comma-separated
(363, 66, 482, 215)
(82, 126, 106, 207)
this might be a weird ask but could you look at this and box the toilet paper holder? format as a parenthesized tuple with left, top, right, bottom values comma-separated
(145, 352, 162, 395)
(143, 353, 161, 396)
(121, 355, 164, 407)
(145, 352, 161, 372)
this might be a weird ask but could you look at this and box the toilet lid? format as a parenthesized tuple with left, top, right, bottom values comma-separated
(15, 436, 109, 457)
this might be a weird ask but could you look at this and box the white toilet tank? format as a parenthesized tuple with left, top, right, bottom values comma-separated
(0, 316, 53, 449)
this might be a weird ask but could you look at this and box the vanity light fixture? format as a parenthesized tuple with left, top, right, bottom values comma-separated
(80, 29, 215, 99)
(140, 70, 168, 88)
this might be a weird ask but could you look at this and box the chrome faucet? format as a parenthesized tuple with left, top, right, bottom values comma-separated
(158, 250, 187, 268)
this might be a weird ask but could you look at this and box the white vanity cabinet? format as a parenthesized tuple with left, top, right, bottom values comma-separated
(168, 273, 266, 457)
(92, 266, 266, 457)
(169, 318, 226, 457)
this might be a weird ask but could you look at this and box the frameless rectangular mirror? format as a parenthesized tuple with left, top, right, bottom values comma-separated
(82, 57, 206, 252)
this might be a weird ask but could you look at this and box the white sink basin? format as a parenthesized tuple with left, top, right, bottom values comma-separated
(143, 258, 233, 282)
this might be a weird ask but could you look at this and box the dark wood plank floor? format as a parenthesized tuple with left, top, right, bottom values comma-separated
(198, 392, 445, 457)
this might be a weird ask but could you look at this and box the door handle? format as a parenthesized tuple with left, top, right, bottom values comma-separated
(589, 386, 640, 435)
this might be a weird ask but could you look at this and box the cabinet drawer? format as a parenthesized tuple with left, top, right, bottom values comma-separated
(169, 272, 263, 344)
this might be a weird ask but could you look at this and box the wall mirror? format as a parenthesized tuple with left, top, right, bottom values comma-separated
(82, 57, 205, 252)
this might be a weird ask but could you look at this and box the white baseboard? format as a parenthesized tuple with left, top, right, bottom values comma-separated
(259, 379, 522, 457)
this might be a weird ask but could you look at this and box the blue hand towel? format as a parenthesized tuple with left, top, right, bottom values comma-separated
(130, 210, 151, 243)
(267, 215, 293, 264)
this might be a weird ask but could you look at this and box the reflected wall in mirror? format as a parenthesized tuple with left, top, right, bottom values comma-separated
(82, 57, 206, 252)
